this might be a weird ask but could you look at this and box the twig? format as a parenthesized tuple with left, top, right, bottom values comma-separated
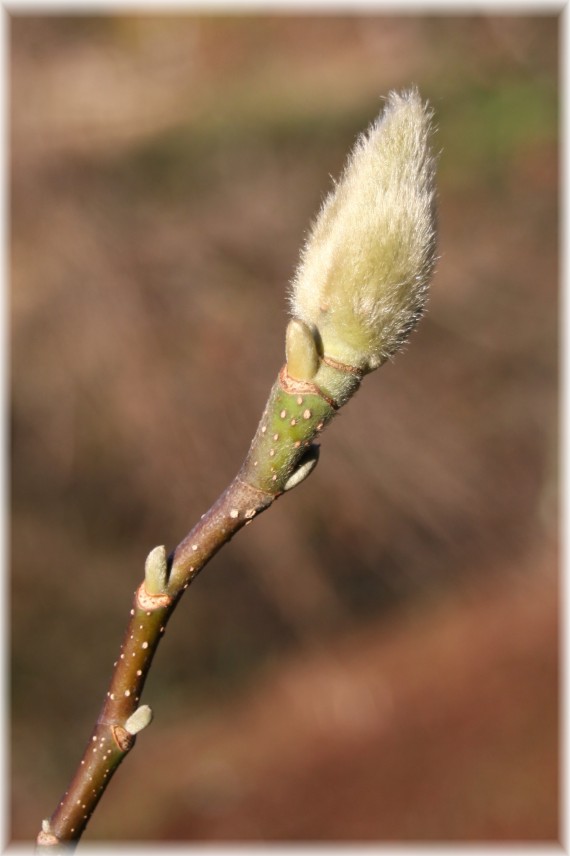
(36, 88, 437, 849)
(36, 360, 351, 850)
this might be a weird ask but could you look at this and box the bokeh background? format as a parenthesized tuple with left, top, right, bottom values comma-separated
(10, 13, 559, 845)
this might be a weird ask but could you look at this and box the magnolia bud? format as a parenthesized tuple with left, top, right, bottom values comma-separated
(144, 545, 168, 595)
(290, 88, 437, 373)
(125, 705, 153, 736)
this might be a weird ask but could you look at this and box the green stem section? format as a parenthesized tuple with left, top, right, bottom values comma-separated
(36, 355, 362, 851)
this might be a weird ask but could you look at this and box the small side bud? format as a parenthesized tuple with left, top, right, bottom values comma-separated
(144, 546, 168, 595)
(36, 829, 59, 847)
(37, 821, 59, 847)
(283, 445, 320, 491)
(285, 318, 320, 381)
(125, 705, 153, 735)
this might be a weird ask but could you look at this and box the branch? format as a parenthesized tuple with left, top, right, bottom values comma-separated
(36, 88, 437, 849)
(36, 359, 351, 850)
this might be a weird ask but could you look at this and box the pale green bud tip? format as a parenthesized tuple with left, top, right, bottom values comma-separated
(144, 545, 168, 595)
(283, 445, 320, 491)
(285, 318, 320, 381)
(125, 705, 153, 735)
(290, 88, 437, 372)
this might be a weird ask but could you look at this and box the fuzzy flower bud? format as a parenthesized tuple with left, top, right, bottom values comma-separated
(290, 88, 437, 373)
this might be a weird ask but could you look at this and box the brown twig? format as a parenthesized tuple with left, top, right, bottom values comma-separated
(36, 361, 350, 850)
(36, 88, 437, 848)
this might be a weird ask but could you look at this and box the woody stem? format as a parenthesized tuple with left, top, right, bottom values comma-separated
(36, 359, 359, 850)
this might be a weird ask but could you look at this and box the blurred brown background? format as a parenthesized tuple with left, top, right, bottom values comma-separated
(10, 13, 559, 845)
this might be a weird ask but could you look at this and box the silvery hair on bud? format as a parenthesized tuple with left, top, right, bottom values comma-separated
(290, 88, 437, 372)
